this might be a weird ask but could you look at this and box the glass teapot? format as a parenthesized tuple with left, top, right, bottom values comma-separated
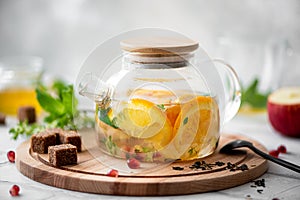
(78, 33, 241, 163)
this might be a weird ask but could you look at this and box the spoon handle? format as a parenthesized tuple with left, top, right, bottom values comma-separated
(249, 145, 300, 173)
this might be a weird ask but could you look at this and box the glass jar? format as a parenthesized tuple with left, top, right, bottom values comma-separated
(0, 56, 43, 115)
(79, 36, 241, 163)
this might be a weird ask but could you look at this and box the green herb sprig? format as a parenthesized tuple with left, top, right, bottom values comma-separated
(36, 81, 78, 129)
(9, 80, 94, 140)
(157, 104, 166, 111)
(98, 107, 118, 128)
(241, 78, 270, 109)
(9, 121, 45, 140)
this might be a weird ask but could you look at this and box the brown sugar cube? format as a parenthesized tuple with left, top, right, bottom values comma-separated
(30, 132, 56, 153)
(48, 144, 77, 166)
(46, 128, 64, 144)
(59, 130, 82, 152)
(18, 106, 36, 124)
(0, 113, 6, 125)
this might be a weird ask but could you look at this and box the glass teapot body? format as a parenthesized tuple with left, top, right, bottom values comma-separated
(95, 49, 222, 162)
(79, 35, 240, 163)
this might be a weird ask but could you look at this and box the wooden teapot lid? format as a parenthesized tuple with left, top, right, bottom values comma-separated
(120, 37, 199, 55)
(120, 37, 198, 64)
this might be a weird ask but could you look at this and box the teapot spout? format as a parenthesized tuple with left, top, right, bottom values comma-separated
(78, 72, 113, 109)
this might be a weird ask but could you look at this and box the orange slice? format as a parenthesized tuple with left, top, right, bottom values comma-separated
(97, 116, 173, 153)
(165, 104, 181, 127)
(97, 99, 173, 151)
(115, 98, 172, 139)
(131, 89, 175, 98)
(160, 96, 218, 160)
(97, 118, 130, 143)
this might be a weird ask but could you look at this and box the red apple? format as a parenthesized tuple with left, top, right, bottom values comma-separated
(267, 87, 300, 137)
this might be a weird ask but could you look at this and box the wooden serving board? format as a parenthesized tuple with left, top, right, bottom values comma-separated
(16, 129, 268, 196)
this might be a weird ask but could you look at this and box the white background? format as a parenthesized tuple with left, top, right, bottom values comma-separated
(0, 0, 299, 88)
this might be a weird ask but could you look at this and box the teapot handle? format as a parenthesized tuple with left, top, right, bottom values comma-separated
(212, 59, 241, 124)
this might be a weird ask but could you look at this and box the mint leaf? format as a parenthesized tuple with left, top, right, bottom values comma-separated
(44, 114, 57, 123)
(247, 93, 268, 108)
(36, 87, 65, 116)
(183, 117, 188, 125)
(157, 104, 165, 111)
(241, 78, 270, 109)
(241, 78, 258, 105)
(37, 81, 78, 130)
(98, 107, 118, 128)
(61, 85, 75, 115)
(52, 79, 68, 99)
(188, 147, 195, 156)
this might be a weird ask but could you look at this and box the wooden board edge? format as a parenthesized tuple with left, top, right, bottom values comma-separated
(16, 138, 269, 196)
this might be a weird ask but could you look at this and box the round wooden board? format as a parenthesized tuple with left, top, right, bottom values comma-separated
(16, 132, 268, 196)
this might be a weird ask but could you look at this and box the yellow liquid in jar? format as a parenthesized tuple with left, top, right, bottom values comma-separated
(0, 88, 42, 115)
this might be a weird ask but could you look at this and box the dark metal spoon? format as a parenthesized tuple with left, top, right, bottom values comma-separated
(220, 140, 300, 173)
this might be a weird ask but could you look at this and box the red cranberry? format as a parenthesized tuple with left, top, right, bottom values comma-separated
(127, 158, 140, 169)
(107, 169, 119, 177)
(277, 145, 287, 153)
(9, 185, 20, 196)
(134, 153, 145, 161)
(7, 151, 15, 163)
(121, 145, 131, 153)
(269, 150, 279, 158)
(153, 152, 162, 158)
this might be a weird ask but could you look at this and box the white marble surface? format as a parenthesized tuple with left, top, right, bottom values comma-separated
(1, 114, 300, 200)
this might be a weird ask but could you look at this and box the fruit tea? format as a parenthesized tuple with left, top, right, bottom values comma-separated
(95, 90, 220, 162)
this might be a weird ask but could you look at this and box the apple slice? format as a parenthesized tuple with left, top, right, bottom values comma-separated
(267, 87, 300, 137)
